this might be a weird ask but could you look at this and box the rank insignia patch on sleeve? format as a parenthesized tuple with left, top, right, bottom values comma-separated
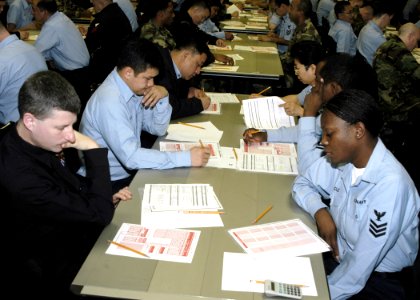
(369, 210, 387, 238)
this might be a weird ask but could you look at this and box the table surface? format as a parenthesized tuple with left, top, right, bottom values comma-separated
(201, 33, 283, 80)
(71, 98, 330, 300)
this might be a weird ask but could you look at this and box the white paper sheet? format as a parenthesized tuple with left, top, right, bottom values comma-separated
(106, 223, 201, 263)
(222, 252, 318, 296)
(166, 121, 223, 142)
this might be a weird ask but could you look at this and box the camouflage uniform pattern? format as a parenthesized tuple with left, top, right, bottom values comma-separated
(282, 18, 322, 68)
(373, 35, 420, 123)
(140, 20, 176, 50)
(352, 7, 365, 36)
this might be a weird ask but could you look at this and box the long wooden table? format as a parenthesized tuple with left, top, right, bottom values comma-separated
(71, 98, 331, 300)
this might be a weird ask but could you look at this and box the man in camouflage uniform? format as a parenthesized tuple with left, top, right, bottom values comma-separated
(373, 22, 420, 188)
(282, 0, 321, 88)
(139, 0, 176, 49)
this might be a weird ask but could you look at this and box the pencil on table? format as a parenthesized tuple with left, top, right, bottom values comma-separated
(252, 205, 273, 224)
(256, 86, 271, 95)
(107, 240, 149, 258)
(177, 122, 205, 129)
(232, 147, 238, 160)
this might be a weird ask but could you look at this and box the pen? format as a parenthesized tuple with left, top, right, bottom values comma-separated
(252, 205, 273, 224)
(107, 240, 149, 258)
(232, 147, 238, 160)
(256, 86, 271, 95)
(183, 210, 225, 214)
(177, 122, 205, 129)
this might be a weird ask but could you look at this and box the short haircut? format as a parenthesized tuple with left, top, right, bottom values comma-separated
(174, 31, 209, 55)
(334, 1, 351, 18)
(320, 53, 378, 100)
(274, 0, 291, 7)
(324, 89, 383, 137)
(36, 0, 58, 14)
(297, 0, 313, 19)
(116, 38, 162, 75)
(141, 0, 172, 20)
(290, 40, 326, 67)
(18, 71, 80, 119)
(181, 0, 210, 12)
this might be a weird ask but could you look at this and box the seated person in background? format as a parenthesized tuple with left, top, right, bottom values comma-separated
(0, 71, 131, 299)
(373, 22, 420, 189)
(32, 0, 90, 71)
(328, 1, 357, 56)
(0, 20, 47, 125)
(293, 89, 420, 300)
(356, 0, 396, 66)
(6, 0, 33, 32)
(84, 0, 132, 85)
(259, 0, 296, 54)
(198, 0, 234, 41)
(249, 40, 326, 118)
(170, 0, 234, 65)
(79, 38, 210, 191)
(352, 2, 373, 36)
(138, 0, 176, 49)
(155, 34, 211, 119)
(316, 0, 335, 27)
(244, 53, 378, 171)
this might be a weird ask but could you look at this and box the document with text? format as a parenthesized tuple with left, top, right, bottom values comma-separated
(106, 223, 201, 263)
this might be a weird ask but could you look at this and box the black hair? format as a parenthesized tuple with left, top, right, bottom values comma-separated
(116, 38, 162, 75)
(371, 0, 397, 18)
(334, 1, 351, 18)
(36, 0, 58, 14)
(274, 0, 290, 7)
(290, 40, 326, 68)
(297, 0, 313, 19)
(18, 71, 80, 119)
(320, 53, 378, 100)
(174, 31, 209, 55)
(325, 89, 383, 137)
(140, 0, 173, 21)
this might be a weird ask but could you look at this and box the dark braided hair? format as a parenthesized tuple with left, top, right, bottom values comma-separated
(324, 89, 383, 137)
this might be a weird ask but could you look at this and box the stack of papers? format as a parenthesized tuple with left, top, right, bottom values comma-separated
(242, 96, 295, 129)
(166, 121, 223, 142)
(160, 141, 222, 160)
(107, 223, 201, 263)
(141, 184, 224, 228)
(206, 92, 240, 103)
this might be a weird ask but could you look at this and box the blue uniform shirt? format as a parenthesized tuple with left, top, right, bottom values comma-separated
(293, 139, 420, 299)
(79, 69, 191, 181)
(35, 11, 89, 71)
(329, 19, 357, 56)
(0, 35, 47, 123)
(7, 0, 33, 29)
(357, 20, 386, 66)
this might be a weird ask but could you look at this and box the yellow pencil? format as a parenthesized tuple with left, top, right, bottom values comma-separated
(183, 211, 225, 214)
(232, 147, 238, 160)
(252, 205, 273, 224)
(177, 122, 205, 129)
(199, 139, 205, 148)
(256, 86, 271, 95)
(107, 240, 149, 258)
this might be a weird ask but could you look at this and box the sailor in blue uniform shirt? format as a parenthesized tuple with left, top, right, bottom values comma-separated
(293, 89, 420, 299)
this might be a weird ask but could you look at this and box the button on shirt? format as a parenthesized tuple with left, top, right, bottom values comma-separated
(35, 11, 90, 71)
(0, 35, 47, 124)
(79, 69, 191, 181)
(357, 20, 386, 66)
(293, 140, 420, 299)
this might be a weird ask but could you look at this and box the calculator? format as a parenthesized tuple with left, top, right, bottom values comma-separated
(264, 280, 302, 299)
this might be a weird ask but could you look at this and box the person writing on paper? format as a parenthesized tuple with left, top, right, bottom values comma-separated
(155, 33, 211, 119)
(0, 71, 132, 299)
(292, 89, 420, 300)
(248, 40, 326, 117)
(79, 38, 210, 192)
(243, 53, 377, 150)
(198, 0, 234, 41)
